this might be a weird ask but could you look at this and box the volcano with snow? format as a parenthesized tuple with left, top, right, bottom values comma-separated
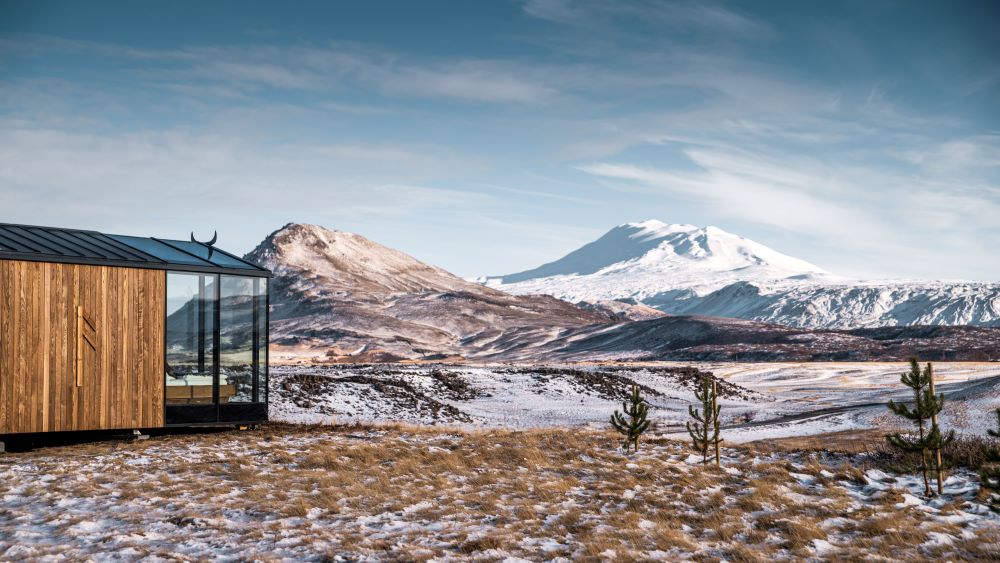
(486, 220, 1000, 329)
(239, 222, 1000, 362)
(489, 220, 832, 299)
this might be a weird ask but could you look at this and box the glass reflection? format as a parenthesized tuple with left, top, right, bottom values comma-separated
(220, 276, 254, 403)
(165, 273, 216, 404)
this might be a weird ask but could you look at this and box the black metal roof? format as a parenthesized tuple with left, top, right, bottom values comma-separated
(0, 223, 270, 277)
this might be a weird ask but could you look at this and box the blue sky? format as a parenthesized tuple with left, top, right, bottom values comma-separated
(1, 0, 998, 280)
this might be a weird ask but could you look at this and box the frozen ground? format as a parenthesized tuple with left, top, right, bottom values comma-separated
(1, 426, 998, 561)
(679, 361, 1000, 443)
(270, 362, 1000, 443)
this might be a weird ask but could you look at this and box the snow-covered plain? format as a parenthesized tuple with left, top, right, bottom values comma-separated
(270, 361, 1000, 443)
(3, 362, 999, 560)
(2, 426, 998, 560)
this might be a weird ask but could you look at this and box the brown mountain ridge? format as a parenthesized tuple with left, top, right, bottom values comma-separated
(245, 223, 1000, 363)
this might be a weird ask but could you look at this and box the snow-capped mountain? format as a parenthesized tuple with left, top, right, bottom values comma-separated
(244, 223, 611, 361)
(486, 220, 1000, 329)
(488, 220, 832, 299)
(241, 222, 1000, 361)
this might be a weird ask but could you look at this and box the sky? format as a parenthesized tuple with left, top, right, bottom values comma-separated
(1, 0, 998, 280)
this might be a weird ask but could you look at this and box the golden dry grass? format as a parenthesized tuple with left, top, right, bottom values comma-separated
(0, 423, 997, 561)
(745, 428, 890, 454)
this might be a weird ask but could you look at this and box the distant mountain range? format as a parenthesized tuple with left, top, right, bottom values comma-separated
(244, 223, 1000, 362)
(245, 223, 615, 362)
(484, 220, 1000, 329)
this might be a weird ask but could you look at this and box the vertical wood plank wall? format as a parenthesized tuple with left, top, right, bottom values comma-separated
(0, 260, 165, 434)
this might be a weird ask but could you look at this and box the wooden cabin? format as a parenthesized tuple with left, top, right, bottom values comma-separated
(0, 223, 270, 438)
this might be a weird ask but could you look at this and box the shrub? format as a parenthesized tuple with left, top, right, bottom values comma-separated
(885, 359, 953, 496)
(687, 373, 722, 466)
(610, 384, 651, 453)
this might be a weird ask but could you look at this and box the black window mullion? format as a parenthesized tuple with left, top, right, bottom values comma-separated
(197, 276, 206, 373)
(213, 274, 221, 415)
(252, 278, 260, 403)
(264, 280, 269, 408)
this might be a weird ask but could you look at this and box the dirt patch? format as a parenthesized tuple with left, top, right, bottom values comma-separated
(427, 369, 489, 400)
(635, 365, 758, 401)
(510, 366, 664, 401)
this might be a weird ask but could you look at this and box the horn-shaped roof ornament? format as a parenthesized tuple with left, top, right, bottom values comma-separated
(191, 230, 218, 259)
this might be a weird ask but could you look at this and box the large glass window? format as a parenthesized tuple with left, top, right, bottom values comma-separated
(220, 276, 254, 403)
(166, 272, 267, 406)
(165, 273, 216, 405)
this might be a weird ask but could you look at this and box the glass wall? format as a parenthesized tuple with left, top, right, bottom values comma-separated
(220, 276, 254, 403)
(165, 273, 216, 405)
(166, 272, 267, 406)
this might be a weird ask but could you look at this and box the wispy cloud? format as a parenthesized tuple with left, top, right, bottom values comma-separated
(578, 154, 886, 241)
(2, 34, 560, 104)
(523, 0, 772, 39)
(0, 123, 492, 252)
(0, 2, 997, 279)
(579, 140, 1000, 279)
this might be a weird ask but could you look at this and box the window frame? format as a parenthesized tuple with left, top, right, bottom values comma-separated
(218, 274, 262, 404)
(164, 271, 268, 420)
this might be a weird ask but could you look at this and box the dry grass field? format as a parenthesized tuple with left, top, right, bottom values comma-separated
(1, 424, 999, 561)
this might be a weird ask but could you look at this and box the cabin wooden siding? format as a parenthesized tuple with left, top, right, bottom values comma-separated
(0, 259, 165, 434)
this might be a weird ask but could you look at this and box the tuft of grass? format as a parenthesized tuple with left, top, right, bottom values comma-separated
(865, 433, 999, 472)
(458, 534, 506, 553)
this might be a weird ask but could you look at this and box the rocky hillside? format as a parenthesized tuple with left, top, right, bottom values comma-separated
(244, 223, 611, 362)
(538, 316, 1000, 362)
(243, 222, 1000, 363)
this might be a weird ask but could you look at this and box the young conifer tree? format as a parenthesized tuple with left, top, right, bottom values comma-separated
(886, 359, 954, 496)
(610, 384, 651, 453)
(687, 373, 722, 466)
(923, 362, 954, 495)
(980, 408, 1000, 511)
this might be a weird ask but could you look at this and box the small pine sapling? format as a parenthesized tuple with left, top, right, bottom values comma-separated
(924, 361, 954, 495)
(610, 384, 651, 453)
(980, 408, 1000, 511)
(687, 374, 722, 466)
(886, 359, 954, 496)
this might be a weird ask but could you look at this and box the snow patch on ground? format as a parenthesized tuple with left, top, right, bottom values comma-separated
(270, 361, 1000, 442)
(1, 427, 997, 560)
